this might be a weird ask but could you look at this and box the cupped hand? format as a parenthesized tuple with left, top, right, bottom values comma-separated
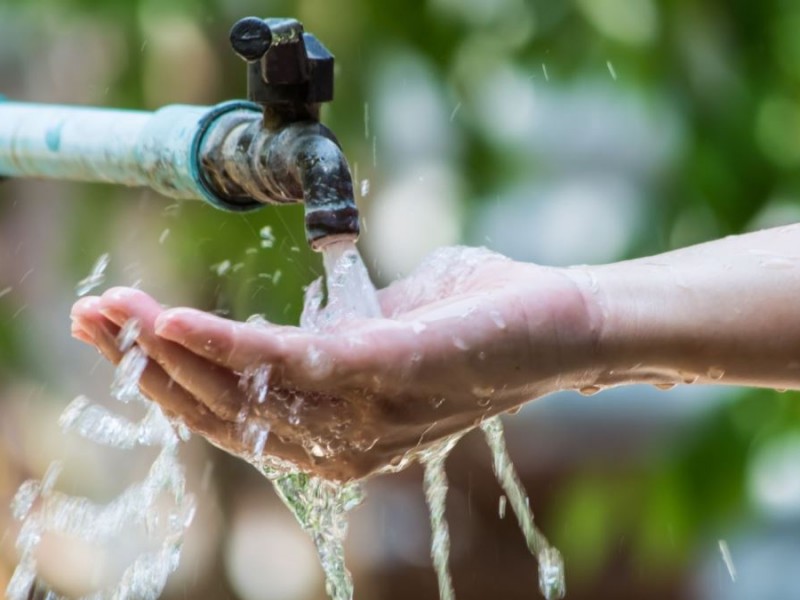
(70, 247, 598, 481)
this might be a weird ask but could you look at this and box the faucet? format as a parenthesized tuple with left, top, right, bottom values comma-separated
(0, 17, 359, 250)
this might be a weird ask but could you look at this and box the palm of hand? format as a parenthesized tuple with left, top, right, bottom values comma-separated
(71, 247, 592, 480)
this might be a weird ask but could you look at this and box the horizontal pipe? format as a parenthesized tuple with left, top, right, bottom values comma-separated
(0, 99, 262, 208)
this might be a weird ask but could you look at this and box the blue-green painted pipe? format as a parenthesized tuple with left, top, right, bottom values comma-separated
(0, 99, 261, 211)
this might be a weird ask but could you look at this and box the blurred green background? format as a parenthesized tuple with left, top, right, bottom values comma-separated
(1, 0, 800, 598)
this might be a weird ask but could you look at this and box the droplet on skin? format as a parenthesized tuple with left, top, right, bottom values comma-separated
(579, 385, 601, 396)
(453, 337, 469, 351)
(488, 309, 506, 330)
(246, 313, 270, 327)
(654, 383, 676, 391)
(680, 372, 699, 385)
(473, 385, 494, 399)
(708, 366, 725, 381)
(304, 345, 334, 380)
(430, 397, 446, 409)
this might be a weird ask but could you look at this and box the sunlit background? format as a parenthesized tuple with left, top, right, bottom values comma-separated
(1, 0, 800, 598)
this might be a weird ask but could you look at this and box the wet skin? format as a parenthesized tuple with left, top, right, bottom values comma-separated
(71, 249, 595, 481)
(71, 225, 800, 481)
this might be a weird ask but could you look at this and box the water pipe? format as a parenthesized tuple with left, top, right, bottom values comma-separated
(0, 17, 359, 250)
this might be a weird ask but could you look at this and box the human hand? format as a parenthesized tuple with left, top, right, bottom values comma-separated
(70, 247, 598, 481)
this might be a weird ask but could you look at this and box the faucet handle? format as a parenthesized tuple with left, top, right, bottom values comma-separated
(229, 17, 334, 119)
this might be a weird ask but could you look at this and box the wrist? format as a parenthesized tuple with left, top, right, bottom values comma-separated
(564, 261, 697, 389)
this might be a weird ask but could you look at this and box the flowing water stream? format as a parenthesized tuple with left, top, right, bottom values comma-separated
(9, 240, 564, 600)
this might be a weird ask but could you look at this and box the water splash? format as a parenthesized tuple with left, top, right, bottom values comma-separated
(8, 345, 195, 599)
(481, 417, 566, 599)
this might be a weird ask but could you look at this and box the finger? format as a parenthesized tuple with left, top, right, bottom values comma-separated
(74, 314, 216, 432)
(96, 287, 246, 423)
(77, 313, 315, 470)
(155, 307, 312, 375)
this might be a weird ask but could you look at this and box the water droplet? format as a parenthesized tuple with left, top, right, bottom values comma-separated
(538, 547, 566, 599)
(579, 385, 601, 396)
(360, 179, 370, 197)
(246, 313, 270, 327)
(708, 366, 725, 381)
(76, 252, 110, 296)
(158, 228, 170, 244)
(498, 495, 507, 519)
(259, 225, 275, 248)
(452, 337, 469, 351)
(430, 396, 446, 409)
(304, 345, 333, 380)
(654, 383, 676, 391)
(718, 539, 737, 583)
(488, 309, 506, 330)
(680, 372, 699, 385)
(606, 59, 617, 81)
(211, 259, 231, 276)
(473, 385, 494, 399)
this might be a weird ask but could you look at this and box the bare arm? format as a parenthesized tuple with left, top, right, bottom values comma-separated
(70, 225, 800, 479)
(572, 223, 800, 391)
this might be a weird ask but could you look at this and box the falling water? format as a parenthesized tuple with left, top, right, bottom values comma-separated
(8, 339, 195, 600)
(266, 471, 364, 600)
(481, 417, 566, 599)
(420, 435, 462, 600)
(269, 240, 564, 600)
(252, 240, 379, 600)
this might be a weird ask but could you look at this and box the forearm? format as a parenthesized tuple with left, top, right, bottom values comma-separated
(570, 224, 800, 390)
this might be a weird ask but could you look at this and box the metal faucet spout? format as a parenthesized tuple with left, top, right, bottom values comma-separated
(281, 127, 359, 249)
